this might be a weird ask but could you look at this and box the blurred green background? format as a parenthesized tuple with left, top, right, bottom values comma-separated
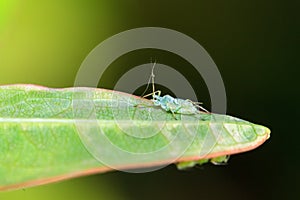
(0, 0, 298, 199)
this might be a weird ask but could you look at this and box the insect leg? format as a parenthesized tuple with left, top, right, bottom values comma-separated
(168, 103, 181, 120)
(170, 111, 178, 120)
(133, 103, 152, 108)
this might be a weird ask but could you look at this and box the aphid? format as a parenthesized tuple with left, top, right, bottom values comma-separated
(142, 62, 209, 118)
(176, 155, 230, 170)
(142, 62, 230, 168)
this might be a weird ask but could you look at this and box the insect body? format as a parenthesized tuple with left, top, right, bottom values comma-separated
(143, 62, 209, 116)
(152, 93, 202, 115)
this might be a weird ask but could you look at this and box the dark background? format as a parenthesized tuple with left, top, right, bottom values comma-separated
(0, 0, 298, 199)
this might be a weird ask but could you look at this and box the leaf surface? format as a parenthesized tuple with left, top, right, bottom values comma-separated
(0, 84, 270, 191)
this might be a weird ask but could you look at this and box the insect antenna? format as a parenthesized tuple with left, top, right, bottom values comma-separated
(151, 60, 156, 96)
(142, 61, 161, 99)
(140, 60, 156, 98)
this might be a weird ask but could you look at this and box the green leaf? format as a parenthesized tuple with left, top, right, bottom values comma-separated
(0, 84, 270, 191)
